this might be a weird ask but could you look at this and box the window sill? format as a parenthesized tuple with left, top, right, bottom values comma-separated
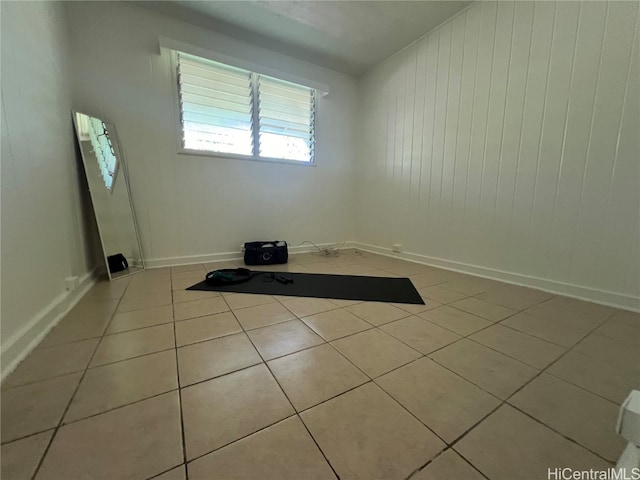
(178, 149, 316, 167)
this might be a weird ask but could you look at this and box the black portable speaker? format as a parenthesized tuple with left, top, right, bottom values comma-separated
(243, 241, 288, 265)
(107, 253, 129, 274)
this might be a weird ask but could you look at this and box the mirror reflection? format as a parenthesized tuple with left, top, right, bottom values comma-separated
(73, 112, 144, 280)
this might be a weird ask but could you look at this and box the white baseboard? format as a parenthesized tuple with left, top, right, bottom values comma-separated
(1, 269, 99, 382)
(144, 242, 343, 269)
(145, 240, 638, 311)
(349, 242, 640, 312)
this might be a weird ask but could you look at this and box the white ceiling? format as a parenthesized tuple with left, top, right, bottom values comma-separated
(137, 1, 472, 76)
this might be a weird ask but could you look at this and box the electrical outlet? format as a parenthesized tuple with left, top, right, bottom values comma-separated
(392, 244, 402, 253)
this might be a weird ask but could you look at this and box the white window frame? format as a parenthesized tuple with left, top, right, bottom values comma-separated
(169, 50, 319, 166)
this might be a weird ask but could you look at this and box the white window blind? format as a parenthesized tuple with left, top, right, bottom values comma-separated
(178, 53, 254, 155)
(258, 76, 315, 162)
(176, 52, 315, 162)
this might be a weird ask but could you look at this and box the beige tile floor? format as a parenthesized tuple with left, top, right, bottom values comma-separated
(1, 250, 638, 480)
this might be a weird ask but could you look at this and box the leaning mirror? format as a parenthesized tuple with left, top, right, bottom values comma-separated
(73, 111, 144, 280)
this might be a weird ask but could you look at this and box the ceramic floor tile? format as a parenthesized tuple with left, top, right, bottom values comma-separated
(440, 277, 502, 296)
(449, 297, 517, 322)
(172, 271, 207, 291)
(223, 293, 276, 310)
(410, 449, 485, 480)
(429, 339, 538, 399)
(188, 417, 335, 480)
(82, 281, 128, 302)
(501, 312, 588, 347)
(418, 286, 468, 305)
(301, 383, 445, 480)
(65, 350, 178, 422)
(268, 344, 368, 411)
(454, 405, 610, 480)
(181, 364, 294, 460)
(123, 283, 172, 299)
(574, 333, 640, 369)
(174, 311, 242, 347)
(418, 306, 493, 336)
(39, 300, 118, 347)
(380, 316, 462, 355)
(173, 296, 229, 321)
(281, 297, 338, 317)
(247, 320, 325, 360)
(171, 264, 206, 274)
(541, 296, 618, 320)
(607, 310, 640, 328)
(547, 350, 640, 404)
(376, 358, 500, 443)
(90, 323, 175, 367)
(1, 373, 81, 443)
(118, 292, 172, 313)
(509, 374, 625, 462)
(593, 317, 640, 346)
(469, 324, 566, 369)
(38, 392, 183, 480)
(172, 288, 220, 304)
(177, 332, 262, 386)
(328, 299, 364, 307)
(475, 285, 553, 310)
(4, 339, 98, 387)
(233, 302, 296, 330)
(524, 302, 606, 331)
(63, 298, 120, 321)
(301, 308, 373, 341)
(391, 299, 441, 315)
(106, 304, 174, 334)
(153, 465, 186, 480)
(408, 271, 457, 288)
(38, 316, 106, 348)
(344, 302, 410, 326)
(0, 430, 53, 480)
(331, 329, 421, 378)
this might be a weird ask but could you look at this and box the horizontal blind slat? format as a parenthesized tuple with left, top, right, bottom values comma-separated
(257, 74, 314, 162)
(182, 112, 252, 130)
(178, 52, 254, 154)
(182, 97, 252, 115)
(259, 109, 312, 126)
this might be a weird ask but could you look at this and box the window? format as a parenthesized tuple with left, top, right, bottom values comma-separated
(75, 112, 119, 192)
(176, 52, 316, 163)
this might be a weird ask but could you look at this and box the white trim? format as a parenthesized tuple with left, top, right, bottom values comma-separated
(349, 242, 640, 312)
(177, 149, 316, 167)
(144, 240, 639, 311)
(144, 242, 344, 269)
(159, 37, 330, 95)
(1, 269, 100, 382)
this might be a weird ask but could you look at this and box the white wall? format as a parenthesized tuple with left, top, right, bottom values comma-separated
(65, 1, 358, 267)
(356, 1, 639, 308)
(1, 1, 98, 375)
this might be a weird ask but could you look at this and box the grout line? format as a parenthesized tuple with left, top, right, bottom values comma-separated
(170, 284, 189, 480)
(4, 255, 628, 479)
(29, 280, 132, 480)
(221, 298, 341, 480)
(404, 446, 490, 480)
(146, 464, 185, 480)
(441, 308, 620, 463)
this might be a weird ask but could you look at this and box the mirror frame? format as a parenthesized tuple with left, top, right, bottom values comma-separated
(72, 110, 145, 280)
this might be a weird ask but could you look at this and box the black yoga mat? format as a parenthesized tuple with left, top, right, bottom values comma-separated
(187, 271, 424, 305)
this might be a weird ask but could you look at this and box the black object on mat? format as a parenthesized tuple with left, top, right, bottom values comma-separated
(187, 271, 424, 305)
